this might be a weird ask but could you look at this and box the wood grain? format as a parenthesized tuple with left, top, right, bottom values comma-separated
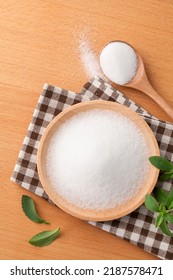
(1, 0, 173, 260)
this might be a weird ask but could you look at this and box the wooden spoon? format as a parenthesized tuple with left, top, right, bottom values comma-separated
(100, 41, 173, 120)
(125, 54, 173, 120)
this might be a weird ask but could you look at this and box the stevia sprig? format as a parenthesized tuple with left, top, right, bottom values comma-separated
(149, 156, 173, 181)
(145, 156, 173, 237)
(145, 189, 173, 237)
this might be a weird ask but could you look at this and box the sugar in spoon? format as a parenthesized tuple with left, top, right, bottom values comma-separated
(100, 41, 173, 120)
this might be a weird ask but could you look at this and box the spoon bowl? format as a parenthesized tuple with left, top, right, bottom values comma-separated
(100, 41, 173, 120)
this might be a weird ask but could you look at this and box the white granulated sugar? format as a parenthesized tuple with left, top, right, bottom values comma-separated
(100, 41, 138, 85)
(79, 33, 105, 79)
(46, 109, 149, 210)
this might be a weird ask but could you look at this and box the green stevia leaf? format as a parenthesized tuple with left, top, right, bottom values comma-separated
(155, 213, 164, 227)
(159, 219, 173, 237)
(165, 213, 173, 224)
(149, 156, 173, 171)
(169, 200, 173, 209)
(153, 188, 168, 205)
(159, 172, 173, 182)
(145, 194, 160, 212)
(159, 203, 166, 213)
(29, 228, 60, 247)
(166, 189, 173, 209)
(22, 195, 50, 224)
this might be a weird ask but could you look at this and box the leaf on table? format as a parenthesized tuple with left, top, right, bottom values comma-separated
(149, 156, 173, 171)
(29, 228, 60, 247)
(22, 195, 50, 224)
(145, 194, 160, 212)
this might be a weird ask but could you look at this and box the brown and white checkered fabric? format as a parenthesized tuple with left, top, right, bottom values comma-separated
(11, 76, 173, 259)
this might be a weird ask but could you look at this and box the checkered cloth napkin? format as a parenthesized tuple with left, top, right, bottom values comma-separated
(11, 76, 173, 260)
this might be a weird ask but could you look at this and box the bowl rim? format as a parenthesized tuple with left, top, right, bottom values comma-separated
(37, 100, 160, 221)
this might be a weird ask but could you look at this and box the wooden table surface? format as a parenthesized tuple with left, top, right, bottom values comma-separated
(0, 0, 173, 260)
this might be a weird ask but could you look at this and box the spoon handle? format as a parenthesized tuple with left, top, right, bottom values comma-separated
(144, 86, 173, 120)
(135, 78, 173, 120)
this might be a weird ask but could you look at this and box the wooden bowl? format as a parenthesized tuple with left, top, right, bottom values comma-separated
(37, 100, 160, 221)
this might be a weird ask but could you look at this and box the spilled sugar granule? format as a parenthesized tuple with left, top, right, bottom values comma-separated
(100, 41, 138, 85)
(79, 32, 105, 79)
(46, 109, 149, 210)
